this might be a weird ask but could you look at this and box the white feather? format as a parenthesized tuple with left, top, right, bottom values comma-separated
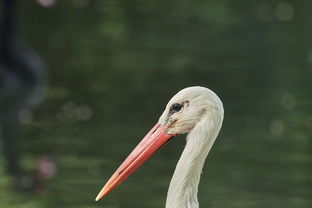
(158, 86, 224, 208)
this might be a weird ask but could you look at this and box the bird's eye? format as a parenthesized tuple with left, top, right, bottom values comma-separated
(170, 103, 182, 113)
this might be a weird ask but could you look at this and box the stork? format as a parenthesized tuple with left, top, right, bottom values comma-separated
(95, 86, 224, 208)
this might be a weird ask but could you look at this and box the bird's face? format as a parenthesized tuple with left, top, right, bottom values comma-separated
(159, 86, 222, 135)
(95, 86, 223, 201)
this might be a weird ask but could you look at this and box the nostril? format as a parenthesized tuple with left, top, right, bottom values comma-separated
(151, 127, 158, 135)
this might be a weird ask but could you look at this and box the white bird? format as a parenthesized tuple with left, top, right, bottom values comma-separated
(95, 86, 224, 208)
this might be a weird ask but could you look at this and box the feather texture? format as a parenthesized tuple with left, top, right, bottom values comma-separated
(159, 86, 224, 208)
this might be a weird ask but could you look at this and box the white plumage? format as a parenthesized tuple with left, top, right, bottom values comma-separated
(95, 86, 224, 208)
(159, 86, 224, 208)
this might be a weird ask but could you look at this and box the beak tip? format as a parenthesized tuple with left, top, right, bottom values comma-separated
(95, 192, 103, 201)
(95, 187, 108, 201)
(95, 195, 101, 201)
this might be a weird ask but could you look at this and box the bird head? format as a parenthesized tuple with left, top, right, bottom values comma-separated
(95, 86, 223, 201)
(159, 86, 223, 135)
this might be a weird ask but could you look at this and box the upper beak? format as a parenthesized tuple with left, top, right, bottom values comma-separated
(95, 123, 175, 201)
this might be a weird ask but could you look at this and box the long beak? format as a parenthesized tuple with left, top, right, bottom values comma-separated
(95, 123, 175, 201)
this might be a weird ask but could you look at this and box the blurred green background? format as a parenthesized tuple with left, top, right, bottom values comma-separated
(0, 0, 311, 207)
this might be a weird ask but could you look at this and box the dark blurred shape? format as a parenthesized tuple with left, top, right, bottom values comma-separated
(0, 0, 47, 190)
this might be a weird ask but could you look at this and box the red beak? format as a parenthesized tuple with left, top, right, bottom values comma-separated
(95, 123, 175, 201)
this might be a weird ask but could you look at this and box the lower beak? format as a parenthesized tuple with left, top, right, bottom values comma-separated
(95, 123, 175, 201)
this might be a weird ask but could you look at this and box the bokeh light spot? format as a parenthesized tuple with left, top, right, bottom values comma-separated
(270, 120, 285, 136)
(18, 108, 34, 125)
(276, 2, 294, 21)
(75, 104, 93, 121)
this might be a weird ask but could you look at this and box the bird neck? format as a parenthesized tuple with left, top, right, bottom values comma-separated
(165, 113, 222, 208)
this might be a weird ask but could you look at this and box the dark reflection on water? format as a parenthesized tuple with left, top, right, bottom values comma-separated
(1, 0, 311, 207)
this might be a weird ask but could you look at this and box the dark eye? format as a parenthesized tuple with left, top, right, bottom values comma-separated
(170, 103, 182, 113)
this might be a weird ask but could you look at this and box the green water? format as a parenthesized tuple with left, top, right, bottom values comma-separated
(1, 0, 311, 207)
